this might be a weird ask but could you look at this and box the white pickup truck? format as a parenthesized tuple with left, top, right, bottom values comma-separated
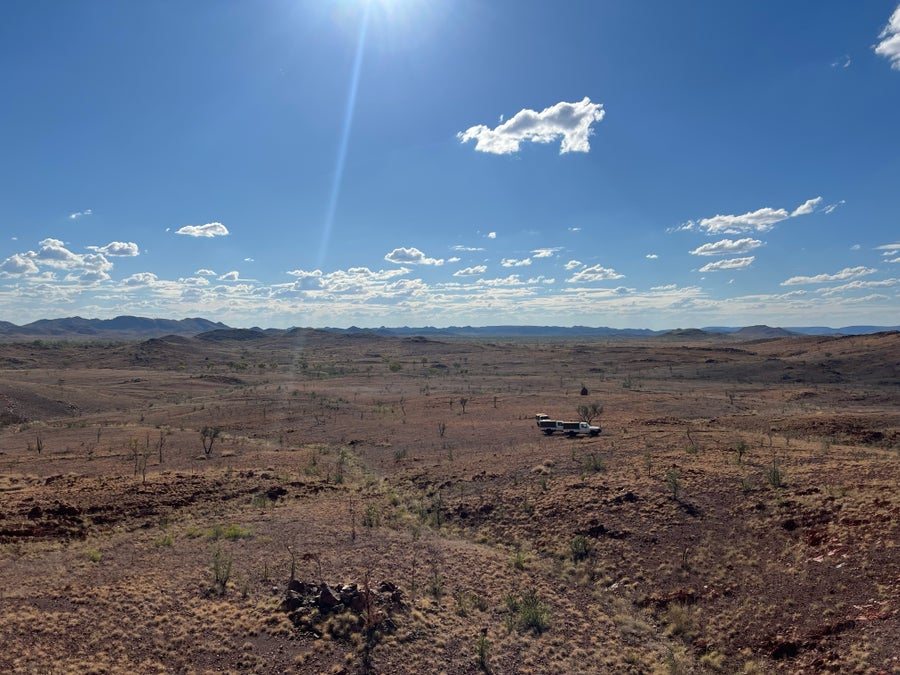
(535, 414, 600, 437)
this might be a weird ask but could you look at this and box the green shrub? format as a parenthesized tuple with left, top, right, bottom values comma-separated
(570, 535, 592, 562)
(582, 453, 605, 473)
(362, 503, 380, 528)
(767, 460, 783, 488)
(665, 468, 682, 499)
(207, 523, 252, 540)
(516, 589, 550, 634)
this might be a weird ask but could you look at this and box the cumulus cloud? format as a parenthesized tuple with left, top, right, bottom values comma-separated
(176, 222, 229, 238)
(681, 197, 821, 235)
(34, 238, 81, 266)
(487, 232, 497, 239)
(88, 241, 139, 257)
(286, 269, 325, 290)
(501, 257, 532, 267)
(218, 271, 240, 281)
(69, 209, 93, 219)
(195, 269, 217, 276)
(123, 272, 158, 286)
(0, 253, 39, 276)
(698, 257, 755, 272)
(689, 208, 789, 235)
(781, 266, 877, 285)
(875, 3, 900, 70)
(476, 275, 525, 287)
(567, 264, 624, 283)
(458, 97, 605, 155)
(178, 276, 210, 287)
(646, 253, 658, 260)
(281, 266, 411, 297)
(384, 247, 444, 265)
(532, 248, 559, 258)
(690, 238, 763, 256)
(564, 260, 583, 270)
(453, 265, 487, 277)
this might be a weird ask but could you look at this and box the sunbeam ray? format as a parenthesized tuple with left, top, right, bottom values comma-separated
(318, 1, 371, 267)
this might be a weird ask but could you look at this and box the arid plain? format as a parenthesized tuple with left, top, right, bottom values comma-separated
(1, 328, 898, 674)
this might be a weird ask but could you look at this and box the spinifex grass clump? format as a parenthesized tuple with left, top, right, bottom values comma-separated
(569, 535, 592, 562)
(505, 589, 550, 635)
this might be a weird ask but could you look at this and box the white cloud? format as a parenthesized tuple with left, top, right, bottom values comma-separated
(244, 257, 254, 262)
(781, 266, 877, 286)
(218, 271, 241, 281)
(487, 232, 497, 239)
(567, 264, 624, 283)
(71, 269, 110, 284)
(568, 227, 581, 232)
(790, 197, 823, 217)
(646, 253, 658, 260)
(691, 207, 789, 235)
(286, 269, 325, 290)
(831, 55, 852, 69)
(0, 253, 39, 276)
(448, 257, 461, 263)
(69, 209, 93, 219)
(690, 238, 763, 256)
(819, 278, 899, 296)
(451, 245, 484, 252)
(564, 260, 583, 270)
(875, 3, 900, 70)
(34, 238, 80, 266)
(88, 241, 139, 257)
(527, 276, 555, 284)
(123, 272, 158, 286)
(176, 222, 229, 238)
(876, 243, 900, 252)
(476, 275, 525, 287)
(681, 197, 822, 236)
(195, 269, 217, 276)
(501, 257, 532, 267)
(384, 246, 444, 265)
(453, 265, 487, 277)
(531, 248, 559, 258)
(822, 200, 845, 214)
(698, 257, 755, 272)
(177, 276, 210, 287)
(21, 238, 114, 280)
(458, 97, 605, 155)
(651, 284, 677, 291)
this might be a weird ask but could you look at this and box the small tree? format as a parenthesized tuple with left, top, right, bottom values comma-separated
(459, 397, 469, 414)
(665, 468, 682, 500)
(577, 402, 603, 424)
(201, 426, 221, 457)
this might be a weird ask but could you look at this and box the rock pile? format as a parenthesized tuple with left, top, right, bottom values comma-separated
(281, 579, 404, 636)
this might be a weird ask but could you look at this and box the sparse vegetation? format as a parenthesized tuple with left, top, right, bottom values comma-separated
(665, 468, 682, 499)
(506, 588, 551, 635)
(0, 331, 896, 674)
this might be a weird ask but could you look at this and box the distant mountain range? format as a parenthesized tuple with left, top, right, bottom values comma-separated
(0, 316, 228, 340)
(0, 316, 897, 341)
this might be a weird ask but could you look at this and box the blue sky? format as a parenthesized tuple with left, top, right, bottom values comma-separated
(1, 0, 898, 329)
